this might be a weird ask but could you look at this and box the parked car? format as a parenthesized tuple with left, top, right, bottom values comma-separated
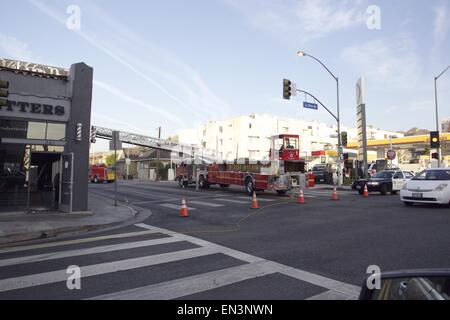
(355, 170, 414, 195)
(400, 168, 450, 206)
(312, 165, 332, 184)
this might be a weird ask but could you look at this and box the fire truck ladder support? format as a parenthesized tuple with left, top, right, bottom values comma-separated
(92, 126, 216, 164)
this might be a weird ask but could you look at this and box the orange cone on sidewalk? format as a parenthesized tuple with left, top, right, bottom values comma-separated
(297, 189, 305, 204)
(180, 198, 189, 217)
(363, 184, 369, 198)
(250, 191, 260, 209)
(331, 186, 339, 201)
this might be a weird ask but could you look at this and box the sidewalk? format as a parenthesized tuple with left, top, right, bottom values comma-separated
(0, 194, 138, 246)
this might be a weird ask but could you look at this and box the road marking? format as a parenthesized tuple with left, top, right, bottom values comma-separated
(135, 223, 360, 299)
(89, 261, 275, 300)
(0, 230, 161, 255)
(133, 198, 178, 205)
(306, 289, 357, 300)
(159, 204, 196, 211)
(0, 236, 185, 267)
(0, 247, 217, 293)
(189, 201, 225, 208)
(213, 199, 249, 204)
(237, 197, 275, 202)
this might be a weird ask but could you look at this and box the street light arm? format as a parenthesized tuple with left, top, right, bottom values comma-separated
(436, 65, 450, 80)
(303, 53, 338, 81)
(296, 89, 339, 122)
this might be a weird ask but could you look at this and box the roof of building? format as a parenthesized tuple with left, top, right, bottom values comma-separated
(0, 58, 69, 80)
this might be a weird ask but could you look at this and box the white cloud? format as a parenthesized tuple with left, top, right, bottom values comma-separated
(433, 3, 450, 51)
(93, 80, 186, 129)
(224, 0, 367, 43)
(29, 0, 232, 125)
(0, 34, 34, 61)
(340, 36, 423, 90)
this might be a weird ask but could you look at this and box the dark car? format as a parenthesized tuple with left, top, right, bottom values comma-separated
(355, 170, 414, 195)
(312, 165, 332, 184)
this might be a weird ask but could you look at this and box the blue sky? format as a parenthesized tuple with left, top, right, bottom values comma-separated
(1, 0, 449, 152)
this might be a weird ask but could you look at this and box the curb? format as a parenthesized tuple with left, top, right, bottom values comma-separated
(0, 222, 123, 247)
(0, 196, 139, 247)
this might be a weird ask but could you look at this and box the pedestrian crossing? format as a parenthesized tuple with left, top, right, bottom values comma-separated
(155, 190, 353, 212)
(0, 223, 360, 300)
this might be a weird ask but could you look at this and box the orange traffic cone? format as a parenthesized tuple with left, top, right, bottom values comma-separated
(331, 186, 339, 201)
(297, 189, 305, 204)
(363, 184, 369, 198)
(250, 191, 260, 209)
(180, 198, 189, 217)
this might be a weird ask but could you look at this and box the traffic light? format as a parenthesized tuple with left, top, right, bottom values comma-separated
(283, 79, 292, 100)
(90, 126, 97, 143)
(0, 79, 9, 107)
(341, 131, 348, 147)
(430, 131, 440, 149)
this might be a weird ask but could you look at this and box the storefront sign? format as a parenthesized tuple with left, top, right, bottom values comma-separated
(0, 98, 70, 122)
(0, 58, 69, 78)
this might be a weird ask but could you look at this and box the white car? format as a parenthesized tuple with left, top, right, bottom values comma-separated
(400, 168, 450, 206)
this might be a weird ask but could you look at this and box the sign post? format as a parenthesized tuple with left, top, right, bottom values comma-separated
(111, 131, 122, 207)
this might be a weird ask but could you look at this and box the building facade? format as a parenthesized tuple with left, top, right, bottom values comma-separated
(0, 59, 93, 213)
(178, 114, 403, 162)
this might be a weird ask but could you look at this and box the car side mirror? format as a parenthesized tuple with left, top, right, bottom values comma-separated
(360, 270, 450, 300)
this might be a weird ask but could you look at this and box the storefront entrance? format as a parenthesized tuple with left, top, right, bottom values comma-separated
(0, 142, 65, 213)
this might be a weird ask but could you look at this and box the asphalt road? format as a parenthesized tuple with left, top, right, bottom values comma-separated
(0, 180, 449, 300)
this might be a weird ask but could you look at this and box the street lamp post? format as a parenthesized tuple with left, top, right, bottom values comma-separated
(297, 51, 342, 186)
(434, 65, 450, 168)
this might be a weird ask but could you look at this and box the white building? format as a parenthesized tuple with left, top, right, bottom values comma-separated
(178, 114, 404, 162)
(442, 118, 450, 133)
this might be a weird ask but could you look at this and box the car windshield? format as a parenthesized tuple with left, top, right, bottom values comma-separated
(412, 170, 450, 181)
(373, 171, 394, 179)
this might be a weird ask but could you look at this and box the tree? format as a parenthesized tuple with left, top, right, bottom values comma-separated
(106, 153, 118, 166)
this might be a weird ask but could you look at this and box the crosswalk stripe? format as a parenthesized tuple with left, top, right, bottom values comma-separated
(159, 204, 196, 211)
(189, 201, 225, 208)
(88, 261, 276, 300)
(0, 247, 217, 293)
(135, 223, 361, 297)
(237, 197, 274, 202)
(0, 230, 161, 255)
(0, 236, 185, 267)
(213, 198, 249, 204)
(306, 289, 356, 300)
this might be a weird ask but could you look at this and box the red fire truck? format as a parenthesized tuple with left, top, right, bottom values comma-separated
(176, 134, 305, 195)
(89, 164, 116, 183)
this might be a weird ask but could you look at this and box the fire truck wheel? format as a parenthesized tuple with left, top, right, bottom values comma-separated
(245, 178, 254, 196)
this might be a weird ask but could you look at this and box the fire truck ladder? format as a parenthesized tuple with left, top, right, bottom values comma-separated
(92, 126, 216, 164)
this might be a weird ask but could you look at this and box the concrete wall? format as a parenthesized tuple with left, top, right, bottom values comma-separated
(65, 63, 93, 212)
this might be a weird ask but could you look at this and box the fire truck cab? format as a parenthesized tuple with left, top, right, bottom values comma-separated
(89, 164, 115, 183)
